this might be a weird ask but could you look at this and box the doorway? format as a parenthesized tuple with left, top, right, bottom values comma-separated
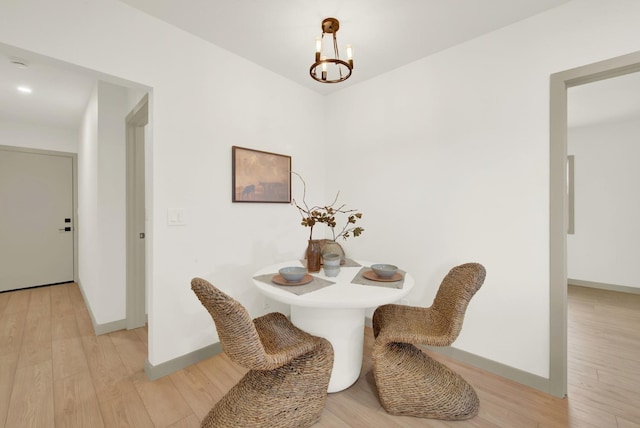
(126, 94, 148, 329)
(549, 50, 640, 397)
(0, 146, 77, 291)
(566, 72, 640, 290)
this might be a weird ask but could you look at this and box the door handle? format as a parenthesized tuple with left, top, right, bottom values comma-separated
(58, 227, 72, 232)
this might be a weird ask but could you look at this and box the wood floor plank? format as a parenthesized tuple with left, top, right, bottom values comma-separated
(597, 366, 640, 394)
(567, 360, 599, 381)
(109, 329, 147, 375)
(22, 300, 52, 344)
(0, 352, 19, 426)
(17, 338, 52, 369)
(134, 324, 148, 346)
(348, 370, 387, 410)
(569, 381, 640, 423)
(563, 396, 619, 428)
(65, 282, 85, 307)
(50, 283, 73, 318)
(166, 413, 202, 428)
(132, 371, 194, 428)
(72, 304, 95, 338)
(53, 371, 104, 428)
(168, 364, 224, 420)
(0, 310, 26, 358)
(97, 378, 155, 428)
(362, 408, 452, 428)
(66, 284, 95, 337)
(27, 285, 51, 312)
(568, 285, 640, 427)
(3, 288, 30, 315)
(320, 387, 394, 428)
(474, 395, 539, 427)
(312, 407, 353, 427)
(81, 333, 129, 395)
(618, 416, 640, 428)
(196, 352, 248, 391)
(51, 314, 80, 341)
(52, 337, 90, 381)
(5, 360, 54, 428)
(0, 289, 10, 316)
(18, 289, 53, 369)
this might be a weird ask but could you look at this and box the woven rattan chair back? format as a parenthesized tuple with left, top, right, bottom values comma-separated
(371, 262, 486, 420)
(190, 277, 334, 427)
(191, 277, 270, 369)
(429, 262, 486, 344)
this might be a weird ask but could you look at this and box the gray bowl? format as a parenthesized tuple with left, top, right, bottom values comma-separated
(279, 266, 307, 282)
(371, 264, 398, 279)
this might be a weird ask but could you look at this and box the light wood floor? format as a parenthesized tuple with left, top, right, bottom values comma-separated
(1, 283, 639, 427)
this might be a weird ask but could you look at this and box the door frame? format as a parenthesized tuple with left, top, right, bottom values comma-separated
(0, 144, 78, 284)
(125, 94, 149, 329)
(549, 50, 640, 397)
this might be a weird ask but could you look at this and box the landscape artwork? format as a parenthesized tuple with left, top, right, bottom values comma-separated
(232, 146, 291, 203)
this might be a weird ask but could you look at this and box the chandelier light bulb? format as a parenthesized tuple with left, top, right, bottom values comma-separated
(315, 37, 322, 62)
(321, 56, 328, 81)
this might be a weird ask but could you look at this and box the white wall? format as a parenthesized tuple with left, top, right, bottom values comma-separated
(324, 0, 640, 378)
(568, 119, 640, 288)
(0, 120, 77, 153)
(97, 81, 128, 322)
(0, 0, 324, 367)
(78, 81, 129, 325)
(3, 0, 640, 384)
(78, 86, 100, 317)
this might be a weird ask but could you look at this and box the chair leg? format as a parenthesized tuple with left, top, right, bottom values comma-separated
(201, 339, 333, 428)
(372, 342, 479, 420)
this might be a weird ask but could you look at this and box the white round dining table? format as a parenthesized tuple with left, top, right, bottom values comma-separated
(252, 259, 414, 393)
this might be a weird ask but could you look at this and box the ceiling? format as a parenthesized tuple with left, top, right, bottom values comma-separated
(118, 0, 570, 95)
(0, 44, 95, 129)
(1, 0, 639, 130)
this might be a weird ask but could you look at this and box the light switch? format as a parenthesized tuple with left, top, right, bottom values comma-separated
(167, 208, 187, 226)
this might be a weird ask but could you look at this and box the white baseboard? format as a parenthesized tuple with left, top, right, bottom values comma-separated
(75, 280, 126, 335)
(145, 342, 223, 381)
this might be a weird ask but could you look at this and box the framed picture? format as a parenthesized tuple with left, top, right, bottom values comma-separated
(232, 146, 291, 203)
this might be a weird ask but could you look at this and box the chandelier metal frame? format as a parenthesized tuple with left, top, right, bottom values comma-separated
(309, 18, 353, 84)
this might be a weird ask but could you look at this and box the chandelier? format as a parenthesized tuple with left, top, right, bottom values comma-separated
(309, 18, 353, 83)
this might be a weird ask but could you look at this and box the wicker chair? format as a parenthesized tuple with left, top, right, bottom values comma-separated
(191, 278, 334, 428)
(371, 262, 486, 420)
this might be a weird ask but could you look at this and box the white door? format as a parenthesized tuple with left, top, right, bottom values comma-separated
(0, 148, 74, 291)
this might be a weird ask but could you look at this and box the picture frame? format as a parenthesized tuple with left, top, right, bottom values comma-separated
(232, 146, 291, 203)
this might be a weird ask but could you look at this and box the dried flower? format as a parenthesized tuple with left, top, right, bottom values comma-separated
(292, 172, 364, 241)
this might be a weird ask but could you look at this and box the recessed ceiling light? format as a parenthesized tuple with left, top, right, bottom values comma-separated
(17, 86, 33, 94)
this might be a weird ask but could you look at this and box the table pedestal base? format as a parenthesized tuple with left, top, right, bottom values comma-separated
(290, 306, 365, 393)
